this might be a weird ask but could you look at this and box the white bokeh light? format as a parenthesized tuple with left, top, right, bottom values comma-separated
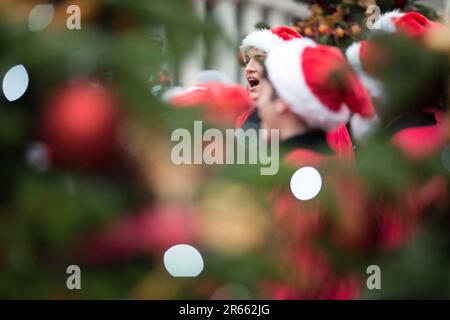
(26, 142, 50, 173)
(290, 166, 322, 201)
(2, 65, 29, 102)
(28, 4, 54, 32)
(163, 244, 204, 277)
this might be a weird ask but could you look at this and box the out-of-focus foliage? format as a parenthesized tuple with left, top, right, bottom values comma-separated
(0, 0, 449, 300)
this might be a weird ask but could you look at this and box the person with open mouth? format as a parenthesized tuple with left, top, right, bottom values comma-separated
(244, 47, 266, 102)
(241, 26, 302, 102)
(237, 26, 355, 161)
(235, 26, 302, 129)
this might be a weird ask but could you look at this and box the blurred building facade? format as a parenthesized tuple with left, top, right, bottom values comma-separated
(177, 0, 309, 86)
(418, 0, 447, 15)
(176, 0, 449, 87)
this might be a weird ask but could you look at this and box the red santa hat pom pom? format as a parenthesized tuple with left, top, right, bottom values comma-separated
(372, 10, 440, 38)
(240, 25, 301, 55)
(265, 39, 375, 131)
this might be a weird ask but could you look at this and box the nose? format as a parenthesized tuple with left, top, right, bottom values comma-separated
(245, 59, 257, 74)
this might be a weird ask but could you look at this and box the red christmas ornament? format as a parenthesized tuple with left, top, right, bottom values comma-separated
(40, 81, 119, 170)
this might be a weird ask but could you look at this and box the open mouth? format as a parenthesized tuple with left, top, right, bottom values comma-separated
(247, 77, 260, 89)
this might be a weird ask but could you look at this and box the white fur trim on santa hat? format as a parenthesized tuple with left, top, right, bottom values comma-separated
(240, 29, 286, 55)
(350, 114, 380, 143)
(265, 39, 350, 131)
(163, 85, 206, 102)
(346, 42, 384, 101)
(371, 10, 404, 33)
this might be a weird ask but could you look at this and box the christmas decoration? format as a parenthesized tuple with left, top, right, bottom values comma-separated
(168, 82, 253, 127)
(292, 0, 438, 49)
(0, 0, 449, 301)
(39, 81, 120, 170)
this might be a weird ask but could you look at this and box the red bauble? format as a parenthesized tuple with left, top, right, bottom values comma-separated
(40, 82, 119, 170)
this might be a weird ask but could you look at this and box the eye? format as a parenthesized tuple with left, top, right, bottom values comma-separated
(255, 55, 266, 63)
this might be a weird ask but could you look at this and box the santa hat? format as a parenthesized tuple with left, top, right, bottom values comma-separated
(346, 41, 383, 141)
(346, 41, 384, 100)
(372, 10, 440, 38)
(167, 82, 253, 127)
(348, 11, 440, 98)
(240, 26, 301, 55)
(347, 11, 440, 141)
(265, 39, 375, 131)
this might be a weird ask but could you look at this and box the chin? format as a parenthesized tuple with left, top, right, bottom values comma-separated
(249, 92, 258, 102)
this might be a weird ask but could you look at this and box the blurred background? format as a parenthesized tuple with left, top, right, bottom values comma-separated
(178, 0, 449, 86)
(0, 0, 450, 299)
